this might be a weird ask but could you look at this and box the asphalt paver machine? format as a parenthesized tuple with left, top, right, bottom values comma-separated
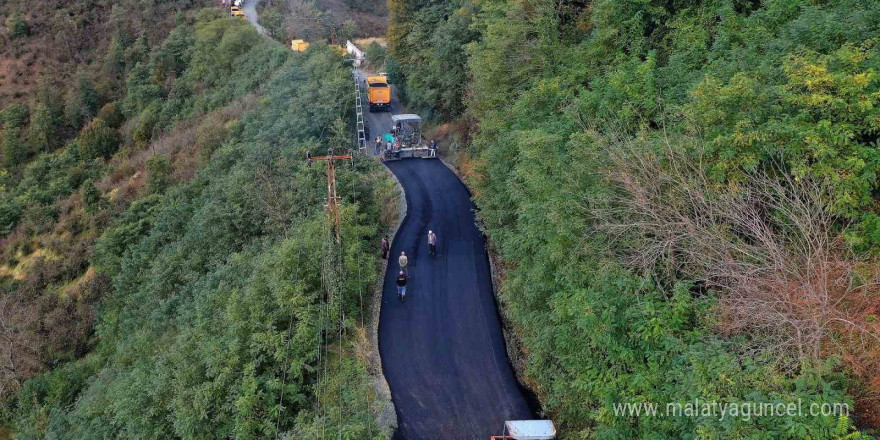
(385, 114, 436, 159)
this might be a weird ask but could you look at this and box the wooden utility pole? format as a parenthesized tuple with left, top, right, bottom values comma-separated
(309, 152, 352, 242)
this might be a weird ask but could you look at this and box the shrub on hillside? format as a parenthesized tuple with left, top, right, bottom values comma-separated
(6, 11, 29, 38)
(79, 179, 101, 213)
(2, 126, 27, 168)
(365, 42, 386, 69)
(75, 118, 118, 160)
(145, 155, 171, 194)
(96, 103, 123, 129)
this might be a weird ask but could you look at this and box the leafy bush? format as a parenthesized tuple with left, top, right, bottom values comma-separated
(145, 155, 171, 194)
(75, 118, 118, 160)
(6, 11, 29, 38)
(365, 41, 386, 69)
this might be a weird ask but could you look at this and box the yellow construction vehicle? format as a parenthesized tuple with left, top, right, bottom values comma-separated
(291, 39, 310, 52)
(230, 6, 245, 19)
(366, 75, 391, 112)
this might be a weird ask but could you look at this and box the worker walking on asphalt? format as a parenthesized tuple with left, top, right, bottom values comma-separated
(375, 136, 381, 155)
(381, 236, 389, 259)
(399, 251, 408, 276)
(396, 270, 407, 302)
(428, 230, 437, 256)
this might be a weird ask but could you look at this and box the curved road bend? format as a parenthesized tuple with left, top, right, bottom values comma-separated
(379, 159, 533, 439)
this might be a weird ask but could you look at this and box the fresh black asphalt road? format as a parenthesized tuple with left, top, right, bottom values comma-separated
(354, 68, 533, 438)
(378, 159, 534, 439)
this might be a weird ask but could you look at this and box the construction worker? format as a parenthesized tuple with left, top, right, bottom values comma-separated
(375, 136, 381, 155)
(386, 142, 392, 159)
(399, 251, 408, 276)
(381, 236, 389, 259)
(428, 230, 437, 256)
(396, 270, 407, 302)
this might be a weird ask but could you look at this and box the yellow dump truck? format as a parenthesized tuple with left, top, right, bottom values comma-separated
(366, 75, 391, 112)
(291, 39, 310, 52)
(230, 6, 245, 19)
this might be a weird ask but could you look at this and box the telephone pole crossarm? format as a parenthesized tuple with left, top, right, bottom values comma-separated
(309, 154, 353, 242)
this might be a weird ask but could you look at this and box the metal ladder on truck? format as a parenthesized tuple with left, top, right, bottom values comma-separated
(353, 69, 366, 152)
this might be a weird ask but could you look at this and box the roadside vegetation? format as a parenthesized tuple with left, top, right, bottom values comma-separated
(1, 3, 394, 438)
(257, 0, 388, 44)
(388, 0, 880, 438)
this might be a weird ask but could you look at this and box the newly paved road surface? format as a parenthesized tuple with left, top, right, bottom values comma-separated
(367, 77, 534, 439)
(379, 160, 532, 439)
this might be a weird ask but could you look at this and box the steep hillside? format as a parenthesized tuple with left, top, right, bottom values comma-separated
(388, 0, 880, 438)
(1, 5, 395, 439)
(0, 0, 206, 105)
(14, 37, 393, 438)
(1, 1, 214, 426)
(257, 0, 387, 43)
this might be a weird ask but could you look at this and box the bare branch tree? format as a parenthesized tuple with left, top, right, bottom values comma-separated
(595, 139, 880, 380)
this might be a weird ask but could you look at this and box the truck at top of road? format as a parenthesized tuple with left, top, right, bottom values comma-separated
(230, 5, 245, 19)
(366, 75, 391, 112)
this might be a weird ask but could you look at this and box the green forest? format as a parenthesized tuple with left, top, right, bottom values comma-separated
(3, 0, 880, 439)
(387, 0, 880, 438)
(1, 2, 394, 439)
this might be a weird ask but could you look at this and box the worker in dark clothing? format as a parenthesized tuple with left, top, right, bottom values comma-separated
(428, 230, 437, 256)
(381, 236, 389, 259)
(396, 271, 407, 302)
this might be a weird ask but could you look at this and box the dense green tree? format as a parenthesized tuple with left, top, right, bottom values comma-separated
(79, 178, 101, 212)
(95, 103, 123, 129)
(26, 104, 56, 153)
(365, 41, 386, 69)
(2, 127, 27, 168)
(260, 7, 285, 39)
(103, 36, 128, 81)
(75, 118, 118, 160)
(123, 63, 162, 116)
(125, 33, 151, 67)
(145, 155, 171, 194)
(1, 104, 29, 128)
(341, 18, 357, 41)
(64, 73, 99, 129)
(152, 25, 194, 79)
